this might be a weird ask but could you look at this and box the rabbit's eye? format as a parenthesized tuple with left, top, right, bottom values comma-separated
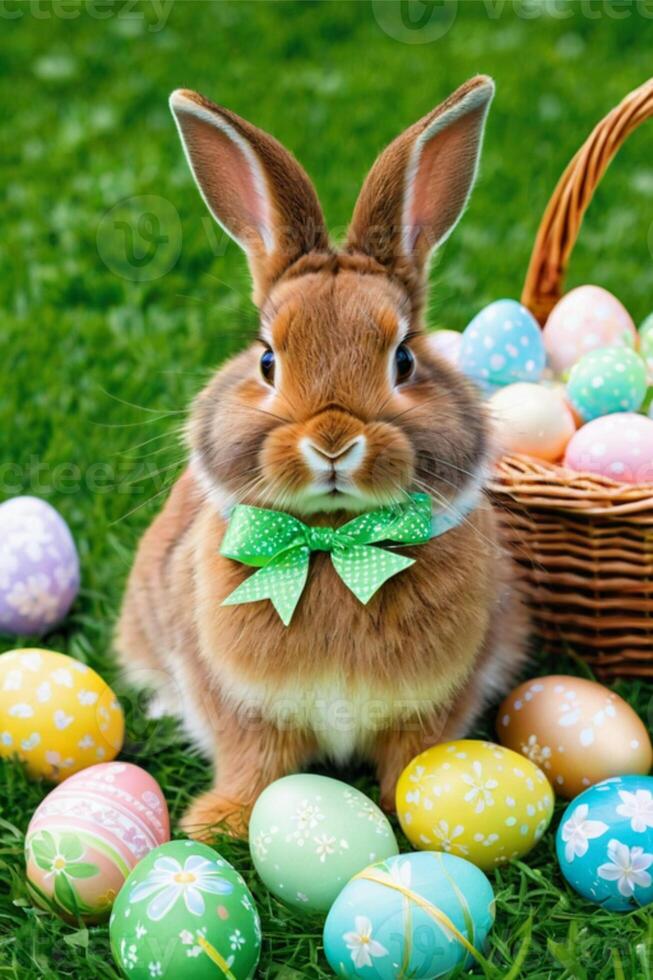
(260, 347, 275, 384)
(394, 344, 415, 384)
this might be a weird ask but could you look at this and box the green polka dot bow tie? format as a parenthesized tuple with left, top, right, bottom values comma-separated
(220, 493, 462, 625)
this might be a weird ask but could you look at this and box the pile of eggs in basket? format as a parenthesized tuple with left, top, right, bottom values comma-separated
(432, 287, 653, 483)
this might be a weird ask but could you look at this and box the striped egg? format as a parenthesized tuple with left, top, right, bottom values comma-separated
(25, 762, 169, 922)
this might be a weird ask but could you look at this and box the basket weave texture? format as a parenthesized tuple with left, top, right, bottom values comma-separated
(488, 79, 653, 679)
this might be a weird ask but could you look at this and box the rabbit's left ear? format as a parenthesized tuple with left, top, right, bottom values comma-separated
(347, 76, 494, 287)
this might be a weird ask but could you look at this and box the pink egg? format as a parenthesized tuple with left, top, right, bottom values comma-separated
(543, 286, 637, 376)
(563, 413, 653, 483)
(489, 382, 576, 461)
(25, 762, 169, 922)
(427, 328, 462, 367)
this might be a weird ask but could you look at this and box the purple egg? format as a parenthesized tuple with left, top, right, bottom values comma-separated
(0, 497, 80, 636)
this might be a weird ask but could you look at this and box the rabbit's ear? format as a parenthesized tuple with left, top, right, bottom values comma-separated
(347, 76, 494, 286)
(170, 89, 329, 305)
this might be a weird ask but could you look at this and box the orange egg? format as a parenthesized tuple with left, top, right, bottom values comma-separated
(496, 675, 652, 799)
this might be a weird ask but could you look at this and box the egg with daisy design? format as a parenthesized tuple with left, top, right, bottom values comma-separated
(556, 775, 653, 911)
(396, 740, 554, 872)
(25, 762, 169, 922)
(110, 840, 261, 980)
(249, 774, 398, 912)
(323, 851, 495, 979)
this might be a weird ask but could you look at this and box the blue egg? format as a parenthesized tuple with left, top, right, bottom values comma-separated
(323, 852, 494, 979)
(556, 775, 653, 911)
(460, 299, 546, 389)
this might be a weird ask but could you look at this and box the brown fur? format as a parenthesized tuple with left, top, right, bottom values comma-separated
(117, 77, 529, 840)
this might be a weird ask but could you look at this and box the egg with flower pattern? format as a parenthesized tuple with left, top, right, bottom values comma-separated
(459, 299, 546, 391)
(556, 775, 653, 911)
(110, 840, 261, 980)
(323, 852, 495, 979)
(25, 762, 169, 922)
(497, 675, 652, 799)
(0, 496, 79, 635)
(396, 740, 554, 871)
(249, 774, 398, 911)
(0, 648, 124, 780)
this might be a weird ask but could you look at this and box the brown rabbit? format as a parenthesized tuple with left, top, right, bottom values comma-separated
(116, 76, 529, 840)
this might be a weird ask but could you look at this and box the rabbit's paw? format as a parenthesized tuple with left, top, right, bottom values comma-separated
(180, 790, 251, 842)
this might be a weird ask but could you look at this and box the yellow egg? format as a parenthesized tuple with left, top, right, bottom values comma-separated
(396, 740, 554, 871)
(0, 649, 124, 781)
(489, 382, 576, 461)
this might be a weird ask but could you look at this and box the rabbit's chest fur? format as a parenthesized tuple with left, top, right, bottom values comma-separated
(188, 502, 499, 759)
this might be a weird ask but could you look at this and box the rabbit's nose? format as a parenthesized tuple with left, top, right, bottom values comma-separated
(300, 435, 366, 474)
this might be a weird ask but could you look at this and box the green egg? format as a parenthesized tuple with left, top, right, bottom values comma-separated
(567, 346, 647, 422)
(249, 774, 398, 913)
(110, 840, 261, 979)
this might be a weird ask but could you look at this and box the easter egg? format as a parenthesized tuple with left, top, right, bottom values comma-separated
(0, 496, 80, 636)
(640, 313, 653, 341)
(427, 329, 462, 367)
(489, 382, 576, 461)
(396, 740, 554, 871)
(323, 852, 494, 979)
(566, 346, 647, 422)
(543, 285, 637, 376)
(0, 648, 124, 780)
(497, 676, 652, 799)
(249, 774, 398, 912)
(556, 775, 653, 911)
(459, 299, 546, 389)
(25, 762, 169, 922)
(110, 840, 261, 979)
(563, 412, 653, 483)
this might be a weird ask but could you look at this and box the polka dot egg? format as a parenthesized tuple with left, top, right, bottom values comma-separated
(396, 740, 554, 872)
(0, 648, 124, 780)
(497, 675, 652, 799)
(323, 852, 495, 979)
(110, 840, 261, 979)
(556, 775, 653, 911)
(564, 413, 653, 483)
(25, 762, 169, 922)
(249, 774, 398, 912)
(0, 496, 79, 636)
(459, 299, 546, 389)
(543, 285, 637, 375)
(567, 346, 647, 421)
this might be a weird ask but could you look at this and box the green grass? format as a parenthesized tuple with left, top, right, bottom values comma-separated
(1, 1, 653, 977)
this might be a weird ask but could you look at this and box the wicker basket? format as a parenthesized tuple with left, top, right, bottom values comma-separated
(488, 78, 653, 679)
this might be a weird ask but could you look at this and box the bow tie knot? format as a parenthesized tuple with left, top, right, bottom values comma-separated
(306, 525, 336, 552)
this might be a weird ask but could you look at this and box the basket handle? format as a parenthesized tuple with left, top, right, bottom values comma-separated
(521, 78, 653, 325)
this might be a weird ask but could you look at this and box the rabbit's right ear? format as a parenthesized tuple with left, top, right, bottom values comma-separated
(170, 90, 329, 305)
(346, 76, 494, 294)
